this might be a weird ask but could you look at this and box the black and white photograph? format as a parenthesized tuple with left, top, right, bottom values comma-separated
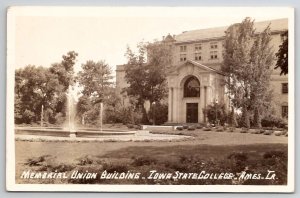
(6, 7, 294, 192)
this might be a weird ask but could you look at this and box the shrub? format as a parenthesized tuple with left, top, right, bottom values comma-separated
(176, 126, 183, 131)
(263, 151, 286, 160)
(240, 128, 248, 133)
(216, 127, 224, 132)
(228, 127, 235, 132)
(261, 115, 287, 128)
(263, 130, 273, 135)
(274, 131, 283, 136)
(127, 124, 134, 129)
(196, 125, 203, 129)
(132, 156, 157, 166)
(188, 126, 196, 131)
(148, 103, 168, 125)
(203, 127, 212, 131)
(77, 155, 94, 165)
(203, 102, 227, 126)
(134, 125, 142, 130)
(25, 155, 51, 166)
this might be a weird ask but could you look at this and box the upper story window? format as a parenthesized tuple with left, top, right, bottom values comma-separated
(195, 53, 202, 61)
(184, 76, 200, 97)
(210, 42, 218, 49)
(282, 83, 288, 94)
(195, 44, 202, 51)
(180, 54, 187, 62)
(210, 51, 218, 60)
(180, 45, 187, 52)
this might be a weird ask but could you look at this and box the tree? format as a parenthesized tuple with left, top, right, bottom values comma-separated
(15, 65, 62, 124)
(124, 42, 169, 123)
(222, 17, 274, 128)
(77, 60, 114, 124)
(275, 31, 288, 75)
(49, 51, 78, 90)
(203, 102, 227, 126)
(77, 60, 113, 100)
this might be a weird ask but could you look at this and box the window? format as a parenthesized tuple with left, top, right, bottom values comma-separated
(180, 54, 187, 62)
(282, 83, 288, 94)
(184, 76, 200, 97)
(210, 51, 218, 59)
(210, 42, 218, 49)
(195, 44, 202, 51)
(195, 53, 202, 61)
(282, 106, 288, 118)
(180, 45, 187, 52)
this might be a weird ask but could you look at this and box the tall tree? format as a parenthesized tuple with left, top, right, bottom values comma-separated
(222, 17, 274, 128)
(49, 51, 78, 90)
(77, 60, 113, 101)
(49, 51, 78, 115)
(124, 42, 168, 123)
(15, 65, 62, 123)
(77, 60, 114, 124)
(275, 31, 288, 75)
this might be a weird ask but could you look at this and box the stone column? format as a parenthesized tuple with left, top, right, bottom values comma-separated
(200, 86, 205, 122)
(172, 87, 178, 123)
(206, 86, 212, 105)
(168, 88, 173, 122)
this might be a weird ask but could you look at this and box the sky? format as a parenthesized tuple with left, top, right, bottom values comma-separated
(12, 7, 292, 78)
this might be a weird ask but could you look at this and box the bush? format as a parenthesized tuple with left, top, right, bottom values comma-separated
(127, 124, 134, 129)
(183, 125, 188, 129)
(203, 127, 212, 131)
(132, 156, 157, 166)
(228, 127, 235, 132)
(203, 102, 227, 126)
(216, 127, 224, 132)
(77, 155, 94, 165)
(188, 126, 196, 131)
(263, 130, 273, 135)
(148, 103, 168, 125)
(240, 128, 249, 133)
(196, 125, 203, 129)
(176, 126, 183, 131)
(261, 115, 287, 128)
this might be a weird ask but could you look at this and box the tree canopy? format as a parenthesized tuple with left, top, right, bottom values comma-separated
(222, 17, 275, 128)
(275, 31, 288, 75)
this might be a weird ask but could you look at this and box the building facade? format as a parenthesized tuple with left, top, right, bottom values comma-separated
(116, 18, 288, 124)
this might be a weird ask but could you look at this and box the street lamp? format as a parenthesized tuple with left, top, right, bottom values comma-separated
(215, 99, 218, 127)
(152, 101, 156, 125)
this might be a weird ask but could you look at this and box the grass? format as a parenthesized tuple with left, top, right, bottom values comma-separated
(16, 142, 288, 185)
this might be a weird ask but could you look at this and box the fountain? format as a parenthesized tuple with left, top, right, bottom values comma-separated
(66, 85, 76, 138)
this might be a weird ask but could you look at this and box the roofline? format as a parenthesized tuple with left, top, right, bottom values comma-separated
(175, 29, 287, 45)
(187, 60, 225, 76)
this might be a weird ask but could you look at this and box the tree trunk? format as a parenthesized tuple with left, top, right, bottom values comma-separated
(253, 107, 262, 128)
(241, 107, 250, 129)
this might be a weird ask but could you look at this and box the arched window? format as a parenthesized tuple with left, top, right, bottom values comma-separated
(184, 76, 200, 97)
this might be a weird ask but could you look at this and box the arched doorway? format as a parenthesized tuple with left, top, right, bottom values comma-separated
(184, 76, 200, 123)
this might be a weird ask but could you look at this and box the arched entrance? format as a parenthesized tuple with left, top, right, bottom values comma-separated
(183, 76, 200, 123)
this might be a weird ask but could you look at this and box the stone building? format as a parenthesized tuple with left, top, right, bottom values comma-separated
(116, 18, 288, 124)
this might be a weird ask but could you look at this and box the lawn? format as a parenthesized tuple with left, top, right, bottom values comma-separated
(15, 129, 288, 185)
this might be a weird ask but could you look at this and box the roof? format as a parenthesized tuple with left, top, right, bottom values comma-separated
(169, 60, 225, 76)
(175, 18, 288, 43)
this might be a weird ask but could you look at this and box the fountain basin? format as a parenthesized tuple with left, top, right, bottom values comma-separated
(15, 127, 136, 138)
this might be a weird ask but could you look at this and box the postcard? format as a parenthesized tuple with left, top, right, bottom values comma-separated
(6, 6, 294, 192)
